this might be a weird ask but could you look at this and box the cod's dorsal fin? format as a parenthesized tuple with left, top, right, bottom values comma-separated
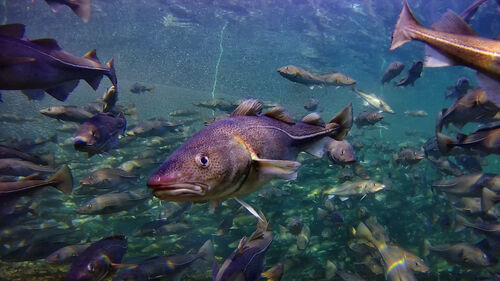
(431, 10, 477, 36)
(0, 24, 25, 39)
(83, 49, 101, 64)
(301, 112, 324, 126)
(264, 107, 295, 124)
(231, 99, 263, 116)
(30, 38, 61, 50)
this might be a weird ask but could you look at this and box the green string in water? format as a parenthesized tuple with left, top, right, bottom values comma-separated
(210, 21, 228, 101)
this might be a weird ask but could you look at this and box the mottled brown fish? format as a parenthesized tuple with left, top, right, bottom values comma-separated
(147, 99, 352, 211)
(277, 65, 356, 88)
(394, 61, 423, 87)
(390, 1, 500, 105)
(40, 105, 94, 123)
(424, 240, 497, 268)
(0, 24, 116, 101)
(355, 111, 384, 128)
(392, 148, 424, 167)
(404, 110, 428, 117)
(324, 180, 385, 200)
(381, 61, 405, 84)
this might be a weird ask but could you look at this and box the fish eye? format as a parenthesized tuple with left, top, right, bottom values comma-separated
(195, 153, 210, 168)
(87, 263, 94, 272)
(341, 150, 345, 155)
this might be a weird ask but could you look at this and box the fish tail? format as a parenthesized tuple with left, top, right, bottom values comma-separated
(390, 0, 421, 50)
(436, 132, 457, 154)
(70, 0, 92, 23)
(107, 58, 118, 87)
(356, 222, 384, 249)
(422, 239, 432, 257)
(454, 214, 469, 232)
(48, 165, 73, 195)
(481, 187, 500, 213)
(435, 109, 446, 133)
(328, 103, 353, 140)
(198, 239, 215, 263)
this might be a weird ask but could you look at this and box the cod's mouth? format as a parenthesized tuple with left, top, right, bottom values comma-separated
(150, 182, 209, 197)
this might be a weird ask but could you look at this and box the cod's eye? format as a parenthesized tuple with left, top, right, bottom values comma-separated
(87, 263, 94, 272)
(195, 153, 210, 168)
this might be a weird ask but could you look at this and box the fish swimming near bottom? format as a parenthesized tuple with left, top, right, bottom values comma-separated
(324, 180, 385, 201)
(424, 240, 497, 268)
(67, 235, 127, 281)
(147, 99, 353, 212)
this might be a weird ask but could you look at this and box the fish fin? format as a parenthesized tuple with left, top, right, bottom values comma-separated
(436, 132, 457, 154)
(83, 49, 101, 64)
(254, 158, 301, 180)
(84, 75, 103, 91)
(70, 0, 92, 23)
(481, 187, 499, 212)
(212, 261, 219, 280)
(30, 38, 61, 50)
(21, 89, 45, 101)
(264, 107, 295, 124)
(0, 57, 36, 66)
(234, 198, 266, 225)
(328, 103, 353, 140)
(0, 23, 25, 39)
(45, 80, 80, 101)
(436, 109, 446, 133)
(48, 165, 73, 195)
(262, 264, 284, 281)
(477, 72, 500, 107)
(340, 196, 349, 201)
(304, 137, 329, 158)
(301, 112, 324, 126)
(105, 58, 117, 86)
(431, 10, 477, 36)
(454, 214, 468, 232)
(390, 1, 421, 50)
(0, 195, 20, 215)
(198, 240, 214, 263)
(209, 199, 221, 214)
(231, 99, 263, 116)
(424, 45, 458, 67)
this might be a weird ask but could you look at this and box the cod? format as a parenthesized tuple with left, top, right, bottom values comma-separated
(147, 99, 353, 212)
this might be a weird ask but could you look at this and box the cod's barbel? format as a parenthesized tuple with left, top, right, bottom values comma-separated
(147, 99, 353, 211)
(390, 1, 500, 106)
(0, 24, 116, 102)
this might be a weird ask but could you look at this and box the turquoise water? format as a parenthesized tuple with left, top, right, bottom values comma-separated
(0, 0, 499, 280)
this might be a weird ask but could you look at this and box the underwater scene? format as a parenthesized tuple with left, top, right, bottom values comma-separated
(0, 0, 500, 280)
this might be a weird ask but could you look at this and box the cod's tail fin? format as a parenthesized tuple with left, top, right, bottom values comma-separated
(328, 103, 353, 140)
(48, 165, 73, 195)
(390, 0, 421, 50)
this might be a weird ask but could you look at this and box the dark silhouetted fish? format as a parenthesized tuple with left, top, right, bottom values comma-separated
(394, 61, 423, 87)
(424, 240, 497, 268)
(147, 99, 352, 212)
(445, 77, 472, 100)
(73, 112, 126, 157)
(390, 1, 500, 106)
(0, 24, 116, 101)
(44, 0, 92, 23)
(45, 243, 90, 265)
(355, 111, 384, 128)
(130, 82, 154, 94)
(392, 148, 424, 167)
(66, 235, 127, 281)
(381, 61, 404, 84)
(437, 124, 500, 155)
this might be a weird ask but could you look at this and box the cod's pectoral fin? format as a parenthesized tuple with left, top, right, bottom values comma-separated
(264, 107, 295, 124)
(21, 89, 45, 101)
(231, 99, 263, 116)
(424, 45, 458, 67)
(304, 137, 330, 158)
(45, 80, 80, 101)
(254, 158, 301, 180)
(431, 10, 477, 36)
(209, 199, 222, 214)
(0, 24, 25, 39)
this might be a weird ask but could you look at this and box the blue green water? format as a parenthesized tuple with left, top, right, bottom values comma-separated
(0, 0, 499, 280)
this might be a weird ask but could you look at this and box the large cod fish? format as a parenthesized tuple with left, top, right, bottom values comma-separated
(147, 99, 353, 212)
(390, 1, 500, 106)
